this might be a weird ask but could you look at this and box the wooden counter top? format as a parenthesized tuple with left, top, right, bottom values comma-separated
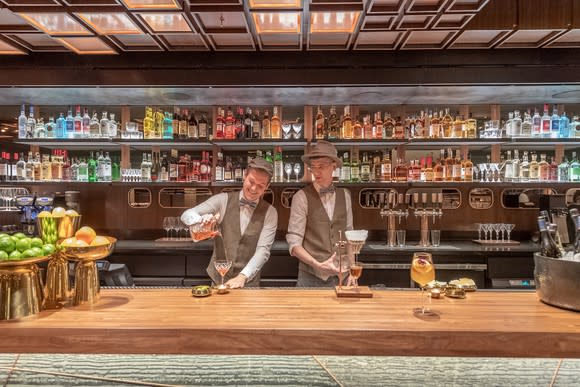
(1, 289, 578, 358)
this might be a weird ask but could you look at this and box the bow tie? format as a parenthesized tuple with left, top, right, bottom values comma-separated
(240, 197, 258, 209)
(319, 185, 336, 195)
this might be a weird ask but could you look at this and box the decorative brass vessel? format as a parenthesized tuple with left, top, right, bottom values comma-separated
(59, 237, 117, 306)
(0, 256, 51, 320)
(534, 252, 580, 312)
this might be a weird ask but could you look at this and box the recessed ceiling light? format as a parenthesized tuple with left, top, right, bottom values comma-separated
(76, 13, 142, 35)
(249, 0, 301, 8)
(253, 12, 300, 33)
(18, 13, 92, 35)
(139, 13, 191, 32)
(120, 0, 180, 10)
(310, 11, 360, 33)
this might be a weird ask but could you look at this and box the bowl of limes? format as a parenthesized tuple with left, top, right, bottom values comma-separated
(0, 232, 56, 262)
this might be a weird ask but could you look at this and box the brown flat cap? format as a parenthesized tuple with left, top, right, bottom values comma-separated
(248, 156, 273, 177)
(301, 140, 342, 167)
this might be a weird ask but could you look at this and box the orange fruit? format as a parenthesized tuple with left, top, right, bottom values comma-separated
(75, 226, 96, 244)
(90, 236, 110, 247)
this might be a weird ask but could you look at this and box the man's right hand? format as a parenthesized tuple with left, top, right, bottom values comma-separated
(317, 252, 340, 276)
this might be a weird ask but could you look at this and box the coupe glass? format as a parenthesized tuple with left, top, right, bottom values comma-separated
(505, 223, 515, 242)
(214, 259, 232, 289)
(411, 252, 435, 316)
(293, 163, 302, 182)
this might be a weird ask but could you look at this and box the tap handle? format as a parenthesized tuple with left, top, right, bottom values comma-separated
(412, 192, 419, 207)
(437, 192, 443, 206)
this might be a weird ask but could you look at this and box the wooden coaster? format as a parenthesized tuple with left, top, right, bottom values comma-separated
(335, 286, 373, 298)
(472, 239, 520, 246)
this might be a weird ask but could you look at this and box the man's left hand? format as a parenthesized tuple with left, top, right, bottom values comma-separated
(225, 274, 247, 289)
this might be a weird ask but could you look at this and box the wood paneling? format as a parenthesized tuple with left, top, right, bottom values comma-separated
(1, 289, 578, 357)
(466, 0, 517, 30)
(518, 0, 572, 29)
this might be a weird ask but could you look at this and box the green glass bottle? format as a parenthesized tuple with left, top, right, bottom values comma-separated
(112, 156, 120, 182)
(88, 151, 96, 182)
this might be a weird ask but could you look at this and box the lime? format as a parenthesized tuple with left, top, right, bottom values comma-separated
(30, 237, 44, 248)
(0, 238, 15, 253)
(42, 244, 56, 255)
(10, 236, 19, 244)
(12, 232, 27, 239)
(8, 250, 21, 260)
(30, 247, 43, 257)
(15, 238, 31, 253)
(20, 249, 36, 259)
(0, 250, 8, 260)
(0, 233, 8, 239)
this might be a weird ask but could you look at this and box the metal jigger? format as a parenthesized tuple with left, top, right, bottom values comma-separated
(59, 237, 117, 306)
(37, 215, 82, 308)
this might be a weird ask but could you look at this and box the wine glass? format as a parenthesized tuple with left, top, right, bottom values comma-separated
(162, 217, 172, 240)
(284, 162, 293, 182)
(411, 252, 435, 316)
(214, 259, 232, 290)
(293, 163, 302, 182)
(282, 122, 292, 140)
(292, 122, 303, 139)
(475, 223, 482, 241)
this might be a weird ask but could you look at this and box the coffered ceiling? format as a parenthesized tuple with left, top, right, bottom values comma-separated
(0, 0, 579, 54)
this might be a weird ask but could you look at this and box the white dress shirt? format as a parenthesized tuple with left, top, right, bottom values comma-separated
(286, 183, 353, 255)
(181, 191, 278, 281)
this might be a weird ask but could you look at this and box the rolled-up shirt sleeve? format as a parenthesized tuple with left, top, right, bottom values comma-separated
(181, 192, 228, 226)
(240, 205, 278, 281)
(286, 190, 308, 256)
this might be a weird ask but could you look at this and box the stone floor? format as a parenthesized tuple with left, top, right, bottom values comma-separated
(0, 354, 578, 386)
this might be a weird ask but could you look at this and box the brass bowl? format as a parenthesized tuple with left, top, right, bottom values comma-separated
(445, 284, 466, 299)
(192, 285, 212, 297)
(58, 236, 117, 261)
(37, 215, 82, 244)
(0, 255, 52, 267)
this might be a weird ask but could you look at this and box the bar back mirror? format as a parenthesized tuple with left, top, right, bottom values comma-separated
(501, 188, 557, 209)
(159, 188, 212, 209)
(469, 188, 493, 209)
(565, 188, 580, 206)
(359, 188, 399, 209)
(128, 188, 152, 208)
(406, 188, 461, 209)
(219, 188, 274, 205)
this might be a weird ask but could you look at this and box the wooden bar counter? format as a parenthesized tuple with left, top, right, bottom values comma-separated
(0, 289, 578, 358)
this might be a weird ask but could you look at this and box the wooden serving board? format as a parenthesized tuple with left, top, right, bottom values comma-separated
(335, 285, 373, 298)
(472, 239, 520, 246)
(154, 237, 193, 243)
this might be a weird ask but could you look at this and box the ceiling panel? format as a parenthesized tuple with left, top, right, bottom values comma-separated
(76, 13, 142, 35)
(432, 13, 473, 29)
(55, 36, 117, 54)
(446, 0, 489, 13)
(354, 30, 401, 49)
(361, 15, 395, 30)
(545, 29, 580, 48)
(252, 12, 300, 33)
(406, 0, 448, 14)
(258, 32, 301, 50)
(248, 0, 301, 9)
(308, 32, 351, 49)
(401, 29, 456, 49)
(208, 32, 255, 50)
(111, 32, 162, 50)
(17, 12, 92, 35)
(138, 12, 192, 33)
(397, 14, 433, 29)
(0, 37, 26, 54)
(7, 32, 68, 51)
(195, 12, 247, 33)
(367, 0, 406, 14)
(158, 33, 208, 50)
(449, 29, 509, 48)
(310, 11, 360, 33)
(120, 0, 180, 10)
(497, 29, 563, 48)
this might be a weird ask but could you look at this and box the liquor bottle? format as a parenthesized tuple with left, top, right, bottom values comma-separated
(271, 106, 281, 139)
(198, 113, 208, 139)
(529, 152, 539, 181)
(353, 116, 363, 140)
(327, 106, 339, 139)
(340, 152, 351, 182)
(558, 155, 569, 182)
(95, 151, 104, 182)
(162, 112, 173, 139)
(112, 156, 120, 182)
(251, 109, 261, 139)
(27, 106, 36, 139)
(274, 146, 283, 183)
(512, 149, 520, 182)
(372, 151, 382, 181)
(169, 150, 178, 182)
(45, 116, 55, 138)
(82, 108, 90, 137)
(100, 112, 109, 138)
(172, 112, 179, 140)
(374, 112, 383, 139)
(178, 155, 188, 182)
(34, 118, 46, 138)
(463, 152, 473, 182)
(444, 148, 454, 182)
(25, 151, 34, 181)
(569, 151, 580, 182)
(549, 156, 558, 181)
(78, 158, 88, 182)
(538, 153, 550, 181)
(62, 152, 71, 181)
(215, 108, 224, 139)
(214, 152, 224, 182)
(234, 107, 244, 139)
(153, 109, 164, 139)
(16, 152, 26, 181)
(394, 158, 408, 182)
(244, 108, 253, 139)
(70, 157, 78, 182)
(504, 150, 514, 182)
(0, 153, 6, 182)
(315, 106, 325, 139)
(521, 110, 532, 137)
(364, 115, 373, 139)
(394, 116, 405, 139)
(341, 105, 358, 140)
(434, 150, 445, 182)
(442, 108, 453, 138)
(559, 109, 570, 138)
(360, 152, 371, 182)
(452, 149, 462, 181)
(18, 104, 27, 139)
(150, 153, 158, 182)
(187, 111, 198, 139)
(141, 153, 151, 182)
(41, 154, 52, 181)
(538, 216, 563, 258)
(384, 113, 395, 139)
(424, 154, 434, 182)
(74, 105, 82, 138)
(531, 108, 541, 137)
(159, 153, 169, 182)
(465, 113, 477, 139)
(88, 111, 99, 138)
(511, 110, 522, 137)
(201, 151, 211, 182)
(519, 151, 530, 182)
(103, 152, 112, 182)
(88, 152, 96, 182)
(55, 112, 65, 139)
(572, 115, 580, 138)
(571, 209, 580, 255)
(550, 105, 560, 138)
(350, 152, 360, 182)
(143, 106, 154, 139)
(261, 109, 271, 139)
(109, 113, 118, 138)
(65, 107, 75, 139)
(453, 115, 463, 138)
(505, 111, 514, 137)
(540, 104, 551, 138)
(429, 111, 440, 138)
(234, 157, 243, 182)
(32, 152, 41, 181)
(224, 156, 233, 182)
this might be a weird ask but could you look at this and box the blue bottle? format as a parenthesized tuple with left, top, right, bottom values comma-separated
(559, 111, 570, 139)
(65, 107, 74, 139)
(55, 113, 65, 138)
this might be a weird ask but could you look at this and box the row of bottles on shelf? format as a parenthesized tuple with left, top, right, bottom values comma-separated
(503, 150, 580, 182)
(138, 150, 212, 183)
(503, 105, 580, 139)
(214, 147, 285, 183)
(213, 106, 303, 140)
(142, 107, 209, 140)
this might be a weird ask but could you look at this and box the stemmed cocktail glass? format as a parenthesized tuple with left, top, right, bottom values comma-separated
(214, 259, 232, 291)
(345, 230, 368, 290)
(411, 252, 436, 316)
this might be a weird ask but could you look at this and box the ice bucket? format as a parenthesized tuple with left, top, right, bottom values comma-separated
(534, 252, 580, 312)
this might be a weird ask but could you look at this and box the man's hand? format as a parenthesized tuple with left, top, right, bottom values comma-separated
(317, 253, 340, 276)
(225, 273, 247, 289)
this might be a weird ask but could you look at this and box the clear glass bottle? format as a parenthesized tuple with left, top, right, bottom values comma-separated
(569, 151, 580, 182)
(519, 151, 530, 182)
(103, 152, 112, 182)
(571, 115, 580, 138)
(531, 108, 541, 137)
(511, 110, 522, 137)
(521, 110, 532, 137)
(541, 104, 551, 138)
(74, 105, 82, 138)
(442, 108, 453, 138)
(341, 105, 353, 139)
(559, 110, 570, 138)
(466, 113, 477, 139)
(16, 152, 26, 181)
(100, 112, 109, 138)
(512, 149, 520, 182)
(56, 112, 65, 139)
(108, 113, 118, 138)
(45, 116, 55, 138)
(360, 152, 371, 182)
(82, 108, 90, 138)
(34, 118, 46, 138)
(529, 152, 539, 181)
(340, 152, 351, 182)
(538, 153, 550, 182)
(18, 104, 27, 139)
(558, 155, 569, 182)
(350, 152, 360, 182)
(271, 106, 281, 139)
(27, 105, 36, 139)
(261, 109, 270, 139)
(65, 107, 75, 139)
(550, 105, 560, 138)
(141, 152, 151, 182)
(504, 150, 513, 182)
(78, 158, 88, 182)
(463, 152, 473, 182)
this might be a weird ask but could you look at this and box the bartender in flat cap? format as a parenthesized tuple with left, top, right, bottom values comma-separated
(181, 157, 278, 288)
(286, 140, 354, 287)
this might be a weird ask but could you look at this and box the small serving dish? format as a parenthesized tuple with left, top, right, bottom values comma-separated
(192, 285, 212, 297)
(449, 278, 477, 292)
(445, 284, 466, 299)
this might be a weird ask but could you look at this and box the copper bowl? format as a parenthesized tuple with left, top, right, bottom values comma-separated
(58, 236, 117, 261)
(534, 252, 580, 312)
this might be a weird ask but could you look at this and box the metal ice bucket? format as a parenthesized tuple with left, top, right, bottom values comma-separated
(534, 252, 580, 312)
